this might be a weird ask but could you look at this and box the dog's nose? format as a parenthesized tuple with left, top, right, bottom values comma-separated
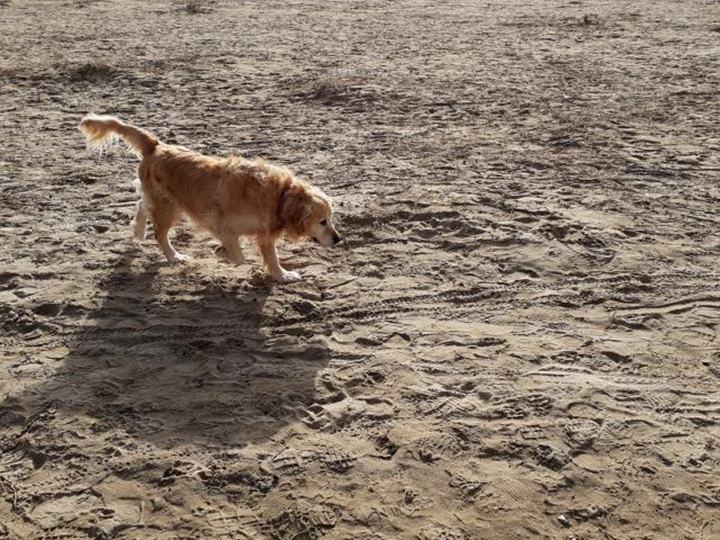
(333, 234, 342, 245)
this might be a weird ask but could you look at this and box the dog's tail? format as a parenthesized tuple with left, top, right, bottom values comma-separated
(78, 114, 159, 157)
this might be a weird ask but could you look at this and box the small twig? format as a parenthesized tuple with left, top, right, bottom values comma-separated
(332, 180, 362, 190)
(324, 276, 359, 290)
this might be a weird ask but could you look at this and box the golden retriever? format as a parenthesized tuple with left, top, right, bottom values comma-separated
(78, 114, 341, 282)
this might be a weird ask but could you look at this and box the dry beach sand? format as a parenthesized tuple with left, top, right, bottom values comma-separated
(1, 0, 720, 538)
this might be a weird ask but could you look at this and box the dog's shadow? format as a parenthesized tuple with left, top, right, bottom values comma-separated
(16, 247, 329, 450)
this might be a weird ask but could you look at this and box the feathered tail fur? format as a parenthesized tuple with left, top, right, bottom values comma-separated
(78, 114, 158, 157)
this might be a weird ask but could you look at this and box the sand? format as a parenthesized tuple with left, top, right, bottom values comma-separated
(1, 0, 720, 538)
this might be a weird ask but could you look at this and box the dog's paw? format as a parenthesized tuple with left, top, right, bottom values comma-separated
(273, 269, 301, 283)
(168, 253, 192, 264)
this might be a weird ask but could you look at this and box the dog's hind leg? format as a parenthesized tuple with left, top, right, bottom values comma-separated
(151, 200, 188, 263)
(133, 200, 149, 240)
(132, 173, 150, 241)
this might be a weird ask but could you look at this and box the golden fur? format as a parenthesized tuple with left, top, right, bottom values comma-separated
(79, 114, 341, 282)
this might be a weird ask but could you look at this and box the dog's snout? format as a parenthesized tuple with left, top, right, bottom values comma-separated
(333, 233, 342, 245)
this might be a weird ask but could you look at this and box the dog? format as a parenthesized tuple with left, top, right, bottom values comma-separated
(78, 114, 341, 282)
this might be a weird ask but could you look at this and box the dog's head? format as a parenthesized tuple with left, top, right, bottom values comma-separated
(279, 183, 342, 246)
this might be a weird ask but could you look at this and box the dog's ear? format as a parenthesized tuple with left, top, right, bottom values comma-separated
(279, 185, 314, 239)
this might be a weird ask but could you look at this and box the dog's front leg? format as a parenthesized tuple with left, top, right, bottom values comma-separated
(257, 235, 300, 282)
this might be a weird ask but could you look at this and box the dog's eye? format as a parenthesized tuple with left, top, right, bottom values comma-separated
(320, 219, 327, 226)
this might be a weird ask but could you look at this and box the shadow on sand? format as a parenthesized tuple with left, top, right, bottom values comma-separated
(14, 246, 329, 450)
